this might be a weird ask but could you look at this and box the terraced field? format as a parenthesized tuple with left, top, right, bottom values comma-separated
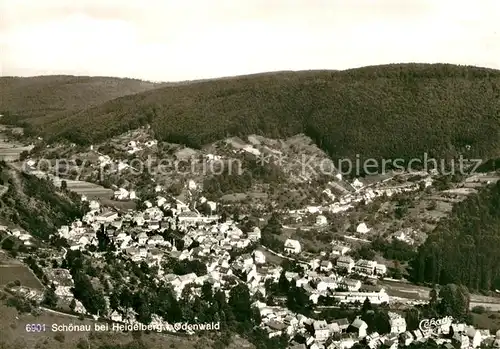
(63, 179, 113, 199)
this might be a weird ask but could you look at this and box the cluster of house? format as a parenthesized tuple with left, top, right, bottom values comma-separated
(53, 191, 396, 328)
(261, 307, 500, 349)
(6, 285, 44, 304)
(43, 267, 87, 313)
(271, 264, 389, 306)
(114, 187, 138, 200)
(26, 169, 491, 348)
(289, 173, 433, 217)
(256, 303, 410, 349)
(96, 154, 129, 172)
(336, 256, 387, 277)
(392, 228, 419, 246)
(283, 238, 386, 277)
(125, 140, 157, 155)
(58, 194, 220, 252)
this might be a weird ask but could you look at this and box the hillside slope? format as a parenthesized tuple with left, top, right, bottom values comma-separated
(0, 163, 86, 239)
(412, 180, 500, 291)
(0, 75, 163, 125)
(4, 64, 500, 163)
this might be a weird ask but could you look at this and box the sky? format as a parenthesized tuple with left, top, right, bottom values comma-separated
(1, 0, 499, 81)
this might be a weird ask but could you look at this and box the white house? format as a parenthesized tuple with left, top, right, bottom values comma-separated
(337, 256, 355, 272)
(157, 196, 167, 207)
(340, 278, 361, 292)
(137, 232, 148, 245)
(332, 289, 390, 305)
(331, 243, 350, 256)
(319, 260, 333, 272)
(356, 223, 370, 234)
(317, 277, 337, 292)
(188, 180, 197, 191)
(134, 215, 145, 226)
(349, 317, 368, 338)
(453, 332, 470, 349)
(388, 312, 407, 334)
(247, 227, 261, 241)
(352, 178, 364, 189)
(465, 327, 483, 348)
(354, 260, 377, 275)
(306, 206, 321, 214)
(253, 250, 266, 265)
(206, 201, 217, 213)
(147, 235, 165, 246)
(114, 188, 129, 200)
(148, 220, 160, 230)
(73, 299, 86, 314)
(375, 263, 387, 275)
(316, 215, 328, 226)
(284, 239, 301, 254)
(89, 200, 100, 211)
(313, 320, 330, 342)
(177, 211, 205, 224)
(110, 310, 123, 322)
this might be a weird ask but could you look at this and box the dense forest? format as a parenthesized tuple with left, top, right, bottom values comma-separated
(0, 75, 161, 122)
(412, 180, 500, 291)
(3, 64, 500, 166)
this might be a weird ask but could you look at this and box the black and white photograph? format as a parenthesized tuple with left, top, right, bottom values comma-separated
(1, 1, 500, 349)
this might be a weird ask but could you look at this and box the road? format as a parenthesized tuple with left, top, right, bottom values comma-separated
(261, 245, 309, 266)
(40, 306, 81, 319)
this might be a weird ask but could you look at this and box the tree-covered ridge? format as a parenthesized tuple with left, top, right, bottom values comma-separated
(9, 63, 498, 164)
(412, 180, 500, 291)
(0, 75, 162, 123)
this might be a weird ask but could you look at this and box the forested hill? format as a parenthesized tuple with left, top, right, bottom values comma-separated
(412, 180, 500, 291)
(13, 63, 499, 163)
(0, 75, 162, 124)
(2, 64, 500, 163)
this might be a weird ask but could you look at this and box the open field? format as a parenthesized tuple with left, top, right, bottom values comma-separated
(64, 179, 113, 199)
(0, 265, 43, 289)
(0, 303, 254, 349)
(0, 141, 34, 162)
(26, 170, 114, 199)
(100, 199, 137, 211)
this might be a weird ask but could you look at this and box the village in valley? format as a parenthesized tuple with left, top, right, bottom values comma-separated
(2, 128, 500, 349)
